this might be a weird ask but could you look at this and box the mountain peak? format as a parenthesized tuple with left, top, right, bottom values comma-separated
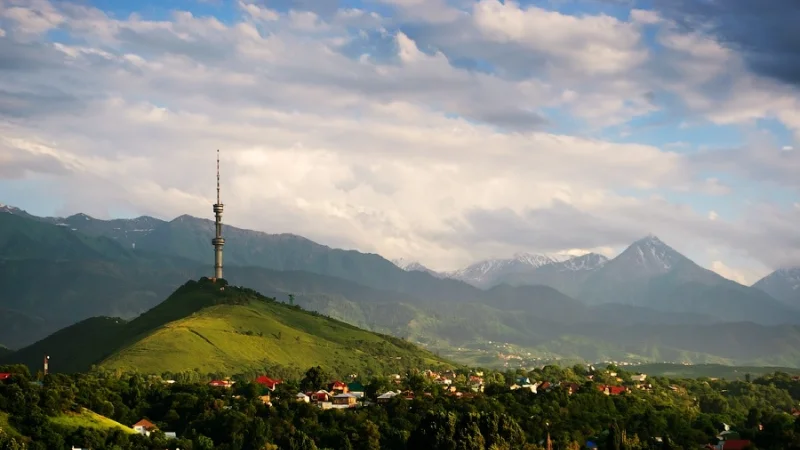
(635, 234, 665, 246)
(617, 235, 683, 273)
(66, 213, 94, 221)
(172, 214, 206, 223)
(391, 258, 441, 277)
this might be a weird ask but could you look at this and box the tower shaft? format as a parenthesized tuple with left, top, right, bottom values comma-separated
(212, 150, 225, 279)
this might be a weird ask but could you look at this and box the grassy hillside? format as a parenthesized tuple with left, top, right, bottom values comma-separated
(0, 411, 20, 438)
(3, 278, 452, 377)
(50, 408, 136, 434)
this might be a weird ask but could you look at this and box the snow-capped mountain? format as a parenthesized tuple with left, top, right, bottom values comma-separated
(492, 252, 609, 296)
(445, 252, 573, 288)
(606, 234, 685, 278)
(390, 258, 442, 277)
(752, 267, 800, 309)
(558, 253, 609, 271)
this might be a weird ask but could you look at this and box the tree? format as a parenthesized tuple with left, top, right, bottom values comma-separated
(195, 435, 215, 450)
(408, 411, 457, 450)
(301, 366, 329, 392)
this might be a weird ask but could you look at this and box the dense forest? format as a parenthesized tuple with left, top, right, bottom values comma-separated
(1, 363, 800, 449)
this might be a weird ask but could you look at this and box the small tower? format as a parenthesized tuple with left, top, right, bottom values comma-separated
(212, 150, 225, 280)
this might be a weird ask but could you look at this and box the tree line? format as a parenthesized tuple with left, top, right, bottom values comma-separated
(2, 363, 800, 449)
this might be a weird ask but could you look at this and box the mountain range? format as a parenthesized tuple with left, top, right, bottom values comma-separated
(391, 235, 800, 311)
(2, 203, 800, 368)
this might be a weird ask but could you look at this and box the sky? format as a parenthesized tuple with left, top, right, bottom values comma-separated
(0, 0, 799, 284)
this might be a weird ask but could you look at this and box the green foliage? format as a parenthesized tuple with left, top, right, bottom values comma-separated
(2, 364, 800, 449)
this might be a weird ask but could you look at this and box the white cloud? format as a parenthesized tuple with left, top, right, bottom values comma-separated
(472, 0, 647, 76)
(711, 260, 748, 284)
(0, 0, 798, 276)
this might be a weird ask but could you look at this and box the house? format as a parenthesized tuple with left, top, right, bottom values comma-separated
(377, 391, 398, 403)
(208, 379, 234, 388)
(402, 390, 415, 400)
(329, 381, 348, 394)
(347, 381, 365, 394)
(311, 390, 331, 402)
(598, 385, 626, 396)
(258, 394, 271, 405)
(516, 376, 531, 385)
(164, 432, 177, 439)
(333, 393, 357, 407)
(132, 418, 157, 436)
(630, 374, 647, 383)
(434, 377, 453, 386)
(562, 382, 580, 395)
(296, 393, 310, 403)
(255, 376, 282, 391)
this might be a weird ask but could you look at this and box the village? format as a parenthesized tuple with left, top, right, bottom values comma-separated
(18, 364, 792, 450)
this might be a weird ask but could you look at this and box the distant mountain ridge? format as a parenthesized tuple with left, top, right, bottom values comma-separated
(391, 251, 609, 289)
(4, 203, 800, 367)
(754, 267, 800, 309)
(390, 258, 442, 277)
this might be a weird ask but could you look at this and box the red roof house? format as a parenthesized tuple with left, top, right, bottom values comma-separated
(598, 385, 626, 395)
(0, 373, 12, 381)
(255, 376, 282, 391)
(311, 390, 330, 402)
(132, 418, 158, 436)
(329, 381, 348, 393)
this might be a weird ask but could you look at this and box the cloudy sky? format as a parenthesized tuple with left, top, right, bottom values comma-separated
(1, 0, 799, 283)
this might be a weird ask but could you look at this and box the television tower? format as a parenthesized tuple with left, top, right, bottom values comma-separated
(212, 150, 225, 280)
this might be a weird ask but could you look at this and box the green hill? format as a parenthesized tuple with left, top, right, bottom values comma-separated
(50, 408, 136, 435)
(2, 278, 452, 377)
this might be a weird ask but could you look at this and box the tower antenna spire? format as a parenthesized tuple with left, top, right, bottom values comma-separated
(212, 150, 225, 280)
